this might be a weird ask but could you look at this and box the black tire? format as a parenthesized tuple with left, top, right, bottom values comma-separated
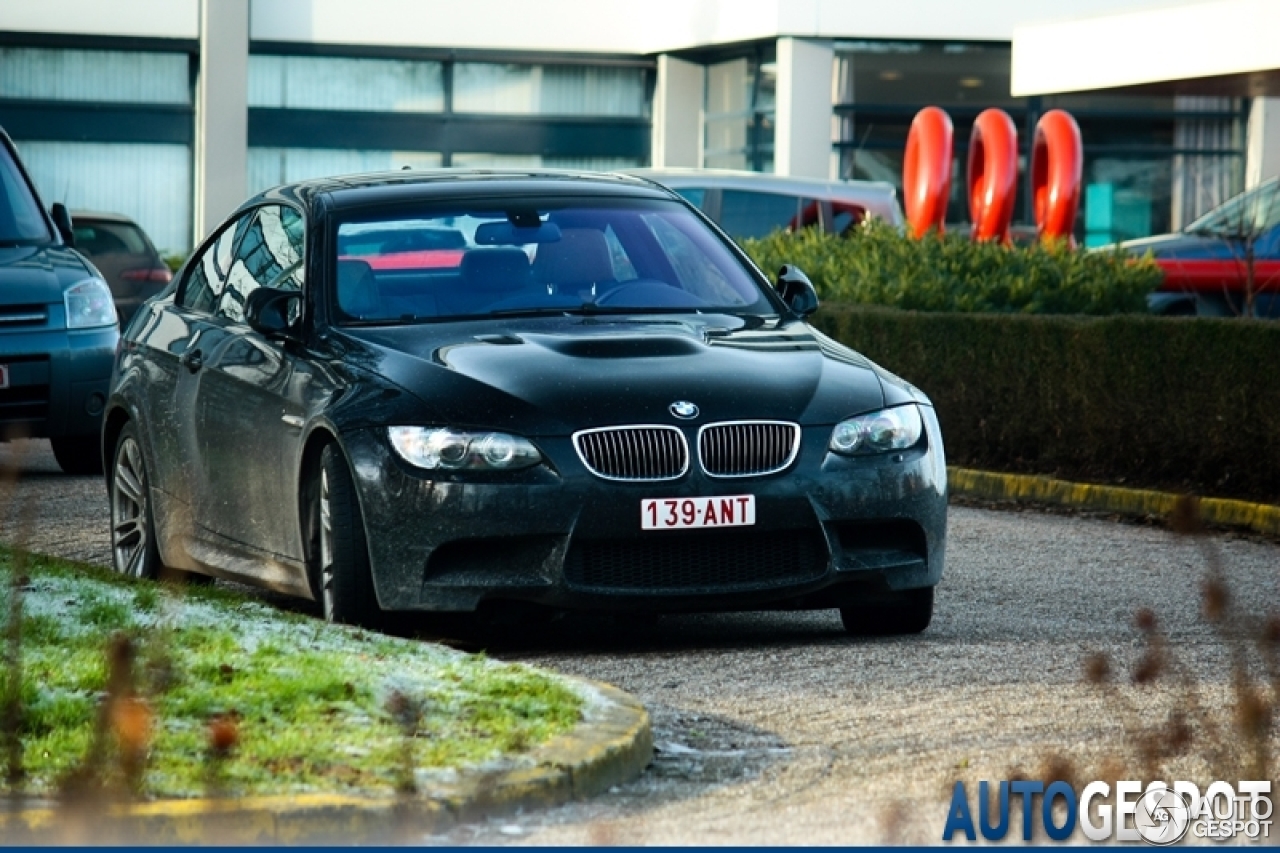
(312, 444, 381, 628)
(51, 435, 104, 475)
(840, 587, 934, 636)
(108, 423, 161, 579)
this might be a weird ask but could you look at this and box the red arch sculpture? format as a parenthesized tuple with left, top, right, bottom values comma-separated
(902, 107, 954, 237)
(967, 108, 1018, 243)
(1030, 109, 1083, 245)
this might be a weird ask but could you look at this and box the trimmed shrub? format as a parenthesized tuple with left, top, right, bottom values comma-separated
(741, 222, 1162, 315)
(813, 305, 1280, 504)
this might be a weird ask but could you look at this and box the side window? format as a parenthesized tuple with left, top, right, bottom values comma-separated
(216, 206, 305, 323)
(178, 215, 247, 314)
(830, 202, 868, 236)
(719, 190, 817, 240)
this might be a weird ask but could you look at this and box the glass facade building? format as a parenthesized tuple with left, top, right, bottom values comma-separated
(830, 41, 1246, 242)
(0, 39, 652, 252)
(0, 20, 1254, 253)
(0, 45, 194, 253)
(702, 48, 776, 172)
(244, 50, 651, 197)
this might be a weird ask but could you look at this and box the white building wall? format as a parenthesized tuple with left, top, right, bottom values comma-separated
(246, 0, 1164, 54)
(194, 0, 249, 242)
(1012, 0, 1280, 96)
(1, 0, 1203, 53)
(1246, 97, 1280, 188)
(651, 56, 704, 169)
(0, 0, 198, 39)
(774, 38, 833, 179)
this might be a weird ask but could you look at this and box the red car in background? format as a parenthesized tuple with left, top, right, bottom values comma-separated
(1122, 177, 1280, 318)
(71, 211, 172, 325)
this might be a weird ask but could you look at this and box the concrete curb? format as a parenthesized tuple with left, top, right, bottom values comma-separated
(949, 467, 1280, 537)
(0, 679, 651, 845)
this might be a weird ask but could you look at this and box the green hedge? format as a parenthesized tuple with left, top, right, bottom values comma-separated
(741, 222, 1162, 315)
(812, 305, 1280, 504)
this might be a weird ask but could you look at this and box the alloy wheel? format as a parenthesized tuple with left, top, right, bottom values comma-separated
(111, 436, 151, 577)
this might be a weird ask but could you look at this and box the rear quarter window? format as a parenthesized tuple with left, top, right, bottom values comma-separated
(719, 190, 817, 240)
(72, 221, 150, 255)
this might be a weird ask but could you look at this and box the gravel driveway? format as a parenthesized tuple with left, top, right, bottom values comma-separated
(2, 437, 1276, 844)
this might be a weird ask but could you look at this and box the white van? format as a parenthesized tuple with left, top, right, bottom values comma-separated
(625, 168, 903, 240)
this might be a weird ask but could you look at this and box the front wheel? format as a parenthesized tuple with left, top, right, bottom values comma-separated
(311, 444, 381, 628)
(51, 435, 103, 475)
(840, 587, 934, 636)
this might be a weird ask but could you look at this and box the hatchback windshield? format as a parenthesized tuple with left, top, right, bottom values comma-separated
(0, 142, 52, 246)
(333, 198, 773, 323)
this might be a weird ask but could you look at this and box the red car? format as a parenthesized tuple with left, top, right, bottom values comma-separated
(71, 211, 172, 325)
(1121, 177, 1280, 318)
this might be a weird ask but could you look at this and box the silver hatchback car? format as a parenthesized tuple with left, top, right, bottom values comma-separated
(625, 168, 903, 241)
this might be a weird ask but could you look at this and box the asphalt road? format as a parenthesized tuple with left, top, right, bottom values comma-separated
(2, 437, 1277, 845)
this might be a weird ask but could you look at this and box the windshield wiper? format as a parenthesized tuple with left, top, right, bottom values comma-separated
(484, 306, 579, 318)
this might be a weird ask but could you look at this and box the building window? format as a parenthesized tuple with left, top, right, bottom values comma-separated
(703, 50, 775, 172)
(831, 41, 1245, 241)
(18, 141, 191, 254)
(0, 47, 190, 104)
(248, 55, 444, 113)
(247, 148, 444, 195)
(452, 63, 647, 116)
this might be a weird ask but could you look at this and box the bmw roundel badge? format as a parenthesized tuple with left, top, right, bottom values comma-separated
(669, 400, 699, 420)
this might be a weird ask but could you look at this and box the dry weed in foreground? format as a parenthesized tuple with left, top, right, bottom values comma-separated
(0, 442, 33, 791)
(385, 689, 425, 795)
(1080, 494, 1277, 785)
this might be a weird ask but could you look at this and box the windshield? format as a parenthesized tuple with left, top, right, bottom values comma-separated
(1186, 178, 1280, 238)
(332, 197, 775, 324)
(0, 142, 52, 246)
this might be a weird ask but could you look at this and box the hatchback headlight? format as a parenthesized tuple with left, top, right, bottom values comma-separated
(64, 278, 117, 329)
(388, 427, 542, 471)
(829, 404, 924, 455)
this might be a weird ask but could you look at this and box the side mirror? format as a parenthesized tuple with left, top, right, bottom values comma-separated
(774, 264, 819, 317)
(245, 287, 301, 339)
(51, 203, 75, 247)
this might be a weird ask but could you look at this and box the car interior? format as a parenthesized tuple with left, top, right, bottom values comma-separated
(334, 204, 765, 323)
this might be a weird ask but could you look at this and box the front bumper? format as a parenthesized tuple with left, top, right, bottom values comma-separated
(344, 411, 947, 613)
(0, 323, 117, 440)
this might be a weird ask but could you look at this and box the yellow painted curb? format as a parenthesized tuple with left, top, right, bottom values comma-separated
(0, 679, 651, 845)
(948, 467, 1280, 537)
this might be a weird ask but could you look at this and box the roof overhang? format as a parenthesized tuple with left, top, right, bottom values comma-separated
(1012, 0, 1280, 97)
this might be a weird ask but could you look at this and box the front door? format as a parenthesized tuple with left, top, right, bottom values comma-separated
(186, 205, 308, 561)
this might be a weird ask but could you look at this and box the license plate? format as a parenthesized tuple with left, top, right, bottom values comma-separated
(0, 365, 7, 390)
(641, 495, 756, 531)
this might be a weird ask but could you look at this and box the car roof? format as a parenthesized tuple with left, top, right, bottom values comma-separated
(70, 210, 143, 225)
(246, 168, 678, 213)
(625, 168, 898, 201)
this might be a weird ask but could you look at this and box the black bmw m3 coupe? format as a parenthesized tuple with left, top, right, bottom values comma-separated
(104, 170, 946, 634)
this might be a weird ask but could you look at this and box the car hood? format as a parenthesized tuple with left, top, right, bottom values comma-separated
(1116, 231, 1234, 260)
(0, 244, 96, 306)
(337, 313, 891, 435)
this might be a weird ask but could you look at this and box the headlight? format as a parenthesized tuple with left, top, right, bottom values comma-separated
(388, 427, 542, 471)
(64, 278, 117, 329)
(829, 404, 924, 455)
